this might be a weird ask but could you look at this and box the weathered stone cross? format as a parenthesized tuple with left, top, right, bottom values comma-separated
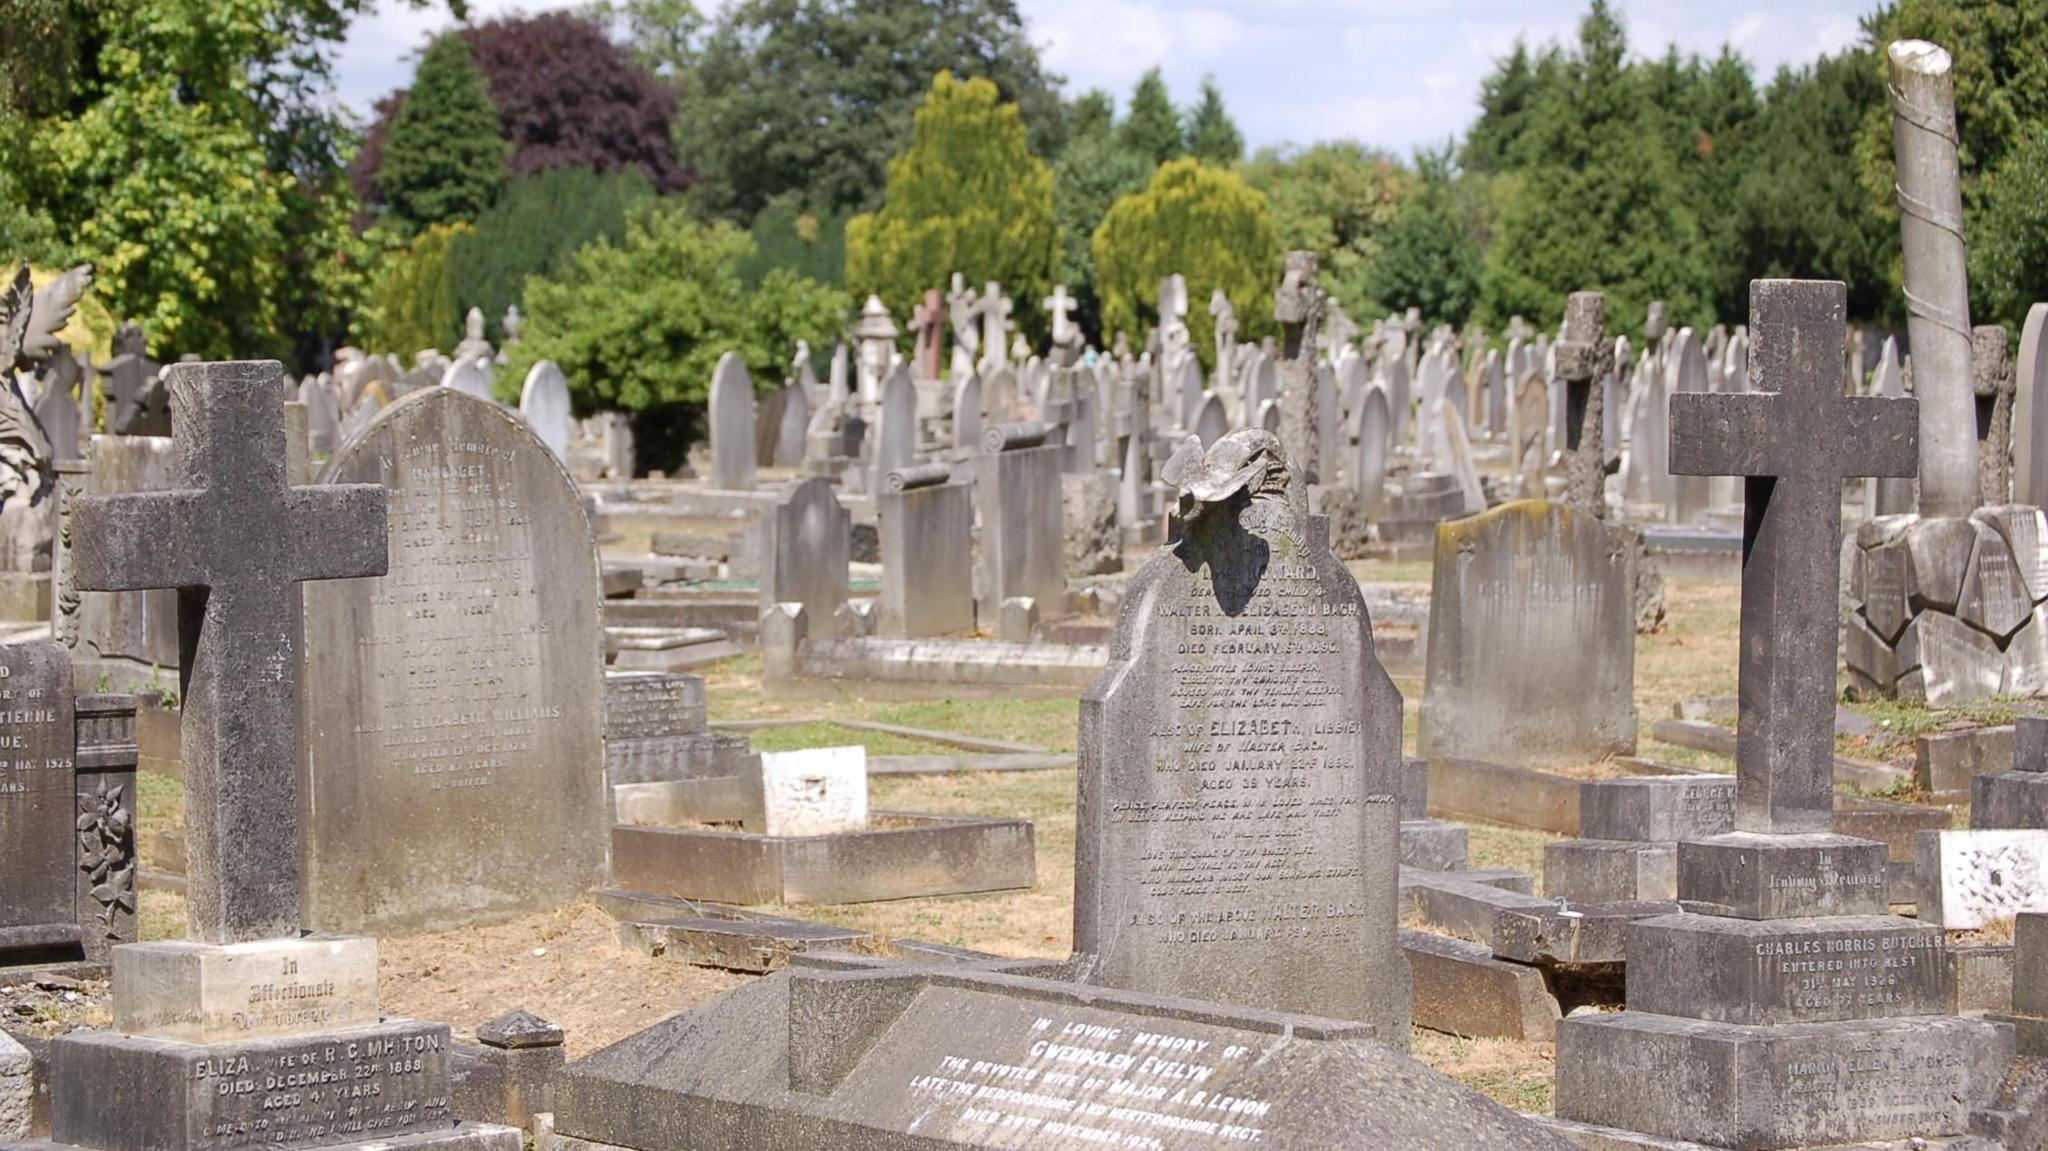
(1671, 281, 1917, 834)
(70, 361, 388, 944)
(1556, 291, 1614, 515)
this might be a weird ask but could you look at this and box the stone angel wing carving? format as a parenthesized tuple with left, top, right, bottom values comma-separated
(0, 264, 31, 373)
(23, 264, 92, 362)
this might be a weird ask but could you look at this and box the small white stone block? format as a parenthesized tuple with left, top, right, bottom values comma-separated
(1916, 828, 2048, 929)
(112, 935, 380, 1043)
(758, 746, 868, 838)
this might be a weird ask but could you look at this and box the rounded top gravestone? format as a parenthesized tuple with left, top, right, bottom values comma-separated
(301, 386, 608, 935)
(519, 360, 574, 464)
(1074, 430, 1411, 1043)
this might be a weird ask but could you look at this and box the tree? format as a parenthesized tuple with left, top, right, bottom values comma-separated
(674, 0, 1066, 223)
(1242, 142, 1410, 321)
(365, 221, 471, 356)
(1183, 76, 1243, 166)
(460, 13, 685, 191)
(1368, 149, 1482, 326)
(1093, 158, 1279, 370)
(9, 0, 430, 362)
(377, 33, 508, 233)
(1476, 1, 1713, 330)
(1055, 129, 1153, 344)
(503, 201, 845, 420)
(1119, 68, 1184, 166)
(1068, 89, 1116, 142)
(1733, 50, 1894, 322)
(1462, 41, 1558, 174)
(582, 0, 703, 79)
(1971, 127, 2048, 331)
(844, 72, 1058, 335)
(741, 193, 851, 288)
(444, 167, 656, 345)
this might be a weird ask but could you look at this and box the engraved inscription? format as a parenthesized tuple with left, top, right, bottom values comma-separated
(1756, 931, 1939, 1016)
(0, 647, 77, 935)
(189, 1027, 451, 1150)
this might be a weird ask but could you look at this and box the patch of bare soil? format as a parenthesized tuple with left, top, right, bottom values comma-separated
(375, 899, 749, 1058)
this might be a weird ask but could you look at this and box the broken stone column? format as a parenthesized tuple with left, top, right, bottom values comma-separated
(1889, 39, 1980, 518)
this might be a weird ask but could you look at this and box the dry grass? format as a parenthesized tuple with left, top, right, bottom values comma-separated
(1411, 1029, 1556, 1113)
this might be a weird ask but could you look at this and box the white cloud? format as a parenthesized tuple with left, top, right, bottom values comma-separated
(332, 0, 1885, 150)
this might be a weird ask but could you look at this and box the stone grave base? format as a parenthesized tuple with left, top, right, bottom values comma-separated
(1976, 770, 2048, 827)
(545, 959, 1580, 1150)
(762, 625, 1106, 700)
(610, 812, 1036, 905)
(1556, 1012, 2013, 1150)
(1546, 839, 1677, 903)
(1402, 929, 1560, 1042)
(10, 1131, 518, 1151)
(605, 626, 743, 672)
(1844, 507, 2048, 706)
(1399, 819, 1469, 871)
(23, 1016, 525, 1151)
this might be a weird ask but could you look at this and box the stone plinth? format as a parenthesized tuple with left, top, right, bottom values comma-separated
(1844, 508, 2048, 705)
(111, 936, 379, 1043)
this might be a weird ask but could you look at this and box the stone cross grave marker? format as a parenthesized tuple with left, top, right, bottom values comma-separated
(1556, 291, 1613, 516)
(909, 288, 944, 380)
(970, 281, 1012, 369)
(70, 360, 388, 944)
(1044, 284, 1082, 366)
(1274, 251, 1324, 503)
(1669, 280, 1918, 833)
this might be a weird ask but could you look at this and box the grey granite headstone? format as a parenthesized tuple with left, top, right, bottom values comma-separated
(759, 478, 851, 637)
(441, 353, 496, 403)
(70, 361, 389, 944)
(1556, 282, 2011, 1150)
(301, 386, 606, 935)
(1974, 713, 2048, 828)
(518, 359, 573, 464)
(976, 422, 1065, 618)
(771, 382, 809, 467)
(2020, 304, 2048, 508)
(872, 364, 917, 491)
(877, 465, 973, 637)
(1419, 500, 1635, 767)
(298, 376, 340, 457)
(708, 352, 758, 490)
(0, 641, 79, 963)
(1192, 392, 1228, 446)
(1075, 429, 1411, 1043)
(1351, 383, 1390, 514)
(950, 371, 982, 451)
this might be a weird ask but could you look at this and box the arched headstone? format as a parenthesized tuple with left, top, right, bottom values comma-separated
(302, 386, 607, 934)
(441, 355, 495, 403)
(952, 371, 983, 451)
(708, 352, 757, 490)
(519, 360, 573, 463)
(1353, 384, 1391, 514)
(1193, 392, 1229, 446)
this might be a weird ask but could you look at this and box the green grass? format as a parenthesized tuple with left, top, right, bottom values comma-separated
(1466, 822, 1559, 885)
(136, 770, 182, 831)
(1347, 557, 1435, 585)
(743, 722, 963, 758)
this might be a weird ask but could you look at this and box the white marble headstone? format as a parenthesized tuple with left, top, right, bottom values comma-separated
(758, 746, 869, 838)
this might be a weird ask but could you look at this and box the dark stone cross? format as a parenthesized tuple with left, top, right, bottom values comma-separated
(70, 361, 388, 944)
(1670, 281, 1917, 834)
(1556, 291, 1614, 515)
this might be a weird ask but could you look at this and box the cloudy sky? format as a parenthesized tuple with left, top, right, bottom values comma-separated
(334, 0, 1878, 154)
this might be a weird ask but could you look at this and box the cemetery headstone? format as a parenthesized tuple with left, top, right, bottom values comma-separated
(1273, 251, 1323, 497)
(976, 422, 1065, 621)
(771, 381, 810, 467)
(1420, 501, 1635, 767)
(301, 385, 607, 934)
(301, 378, 342, 457)
(708, 352, 758, 490)
(1074, 428, 1411, 1042)
(1975, 714, 2048, 828)
(872, 364, 917, 491)
(1556, 281, 2011, 1150)
(1352, 384, 1391, 515)
(519, 359, 574, 464)
(1976, 324, 2015, 505)
(442, 353, 495, 402)
(0, 641, 81, 966)
(1555, 292, 1613, 515)
(759, 477, 852, 637)
(2019, 303, 2048, 508)
(951, 370, 982, 451)
(877, 464, 973, 637)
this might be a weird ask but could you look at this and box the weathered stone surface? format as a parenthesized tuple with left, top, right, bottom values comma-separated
(111, 935, 379, 1043)
(976, 423, 1065, 614)
(757, 478, 851, 638)
(518, 360, 572, 464)
(1677, 833, 1891, 920)
(1975, 770, 2048, 829)
(1420, 501, 1636, 767)
(0, 1030, 26, 1139)
(1957, 517, 2033, 637)
(1403, 929, 1560, 1042)
(73, 361, 389, 945)
(1858, 532, 1912, 642)
(707, 352, 757, 490)
(757, 746, 867, 838)
(611, 812, 1034, 905)
(549, 964, 1577, 1150)
(1578, 776, 1735, 842)
(1623, 914, 1945, 1025)
(1544, 839, 1677, 903)
(876, 469, 974, 638)
(1916, 828, 2048, 929)
(1060, 472, 1122, 577)
(1915, 723, 2013, 799)
(1492, 900, 1668, 967)
(1904, 515, 1977, 609)
(49, 1018, 459, 1151)
(0, 642, 77, 962)
(1555, 1012, 2012, 1150)
(1896, 607, 2006, 705)
(1981, 504, 2048, 601)
(302, 385, 606, 935)
(1075, 430, 1409, 1042)
(1399, 819, 1469, 871)
(2018, 911, 2047, 1017)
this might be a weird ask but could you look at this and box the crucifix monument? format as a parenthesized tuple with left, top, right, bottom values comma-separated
(1555, 281, 2012, 1149)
